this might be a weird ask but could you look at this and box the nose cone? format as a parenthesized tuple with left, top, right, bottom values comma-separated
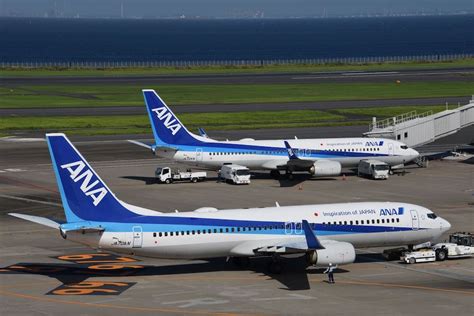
(411, 148, 420, 159)
(441, 218, 451, 233)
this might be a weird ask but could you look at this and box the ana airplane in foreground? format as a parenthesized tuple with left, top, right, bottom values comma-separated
(134, 89, 419, 177)
(10, 134, 449, 272)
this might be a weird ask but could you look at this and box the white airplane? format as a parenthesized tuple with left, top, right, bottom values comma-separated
(10, 133, 450, 272)
(134, 89, 420, 178)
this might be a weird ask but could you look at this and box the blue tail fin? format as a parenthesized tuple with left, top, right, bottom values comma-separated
(46, 133, 137, 223)
(142, 89, 201, 146)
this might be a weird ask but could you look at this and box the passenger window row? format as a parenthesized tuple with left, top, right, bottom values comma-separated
(328, 148, 380, 152)
(151, 218, 400, 238)
(322, 218, 400, 225)
(210, 150, 286, 156)
(208, 147, 380, 156)
(153, 224, 285, 238)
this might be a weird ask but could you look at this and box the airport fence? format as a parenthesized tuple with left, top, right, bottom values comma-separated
(0, 53, 472, 69)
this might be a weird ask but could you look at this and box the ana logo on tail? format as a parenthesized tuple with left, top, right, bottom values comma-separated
(152, 106, 182, 136)
(61, 161, 108, 206)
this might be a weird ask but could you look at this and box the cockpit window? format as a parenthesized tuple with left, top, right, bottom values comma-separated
(427, 213, 437, 219)
(400, 145, 408, 150)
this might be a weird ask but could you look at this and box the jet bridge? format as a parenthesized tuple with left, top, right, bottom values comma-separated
(364, 97, 474, 148)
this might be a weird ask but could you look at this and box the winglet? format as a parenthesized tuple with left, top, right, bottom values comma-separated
(302, 220, 325, 250)
(198, 127, 209, 138)
(284, 141, 299, 160)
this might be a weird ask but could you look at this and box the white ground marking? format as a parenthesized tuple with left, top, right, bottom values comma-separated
(3, 168, 26, 172)
(0, 194, 61, 207)
(0, 137, 45, 142)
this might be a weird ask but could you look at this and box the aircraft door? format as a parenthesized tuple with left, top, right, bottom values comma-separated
(132, 226, 143, 248)
(388, 143, 394, 156)
(196, 148, 203, 161)
(410, 210, 419, 230)
(285, 222, 293, 235)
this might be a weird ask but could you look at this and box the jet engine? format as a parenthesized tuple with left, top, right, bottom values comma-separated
(306, 241, 355, 266)
(309, 160, 342, 177)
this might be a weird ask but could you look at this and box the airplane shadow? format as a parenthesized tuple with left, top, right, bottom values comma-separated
(0, 255, 349, 291)
(122, 176, 223, 185)
(355, 253, 388, 263)
(122, 176, 157, 185)
(250, 172, 341, 188)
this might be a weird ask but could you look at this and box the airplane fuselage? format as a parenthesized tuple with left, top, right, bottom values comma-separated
(67, 202, 449, 260)
(162, 137, 419, 170)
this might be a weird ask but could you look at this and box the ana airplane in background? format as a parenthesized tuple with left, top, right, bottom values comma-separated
(134, 89, 420, 178)
(10, 134, 450, 272)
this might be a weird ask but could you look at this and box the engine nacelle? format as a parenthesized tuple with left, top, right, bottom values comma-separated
(309, 160, 342, 177)
(306, 241, 356, 266)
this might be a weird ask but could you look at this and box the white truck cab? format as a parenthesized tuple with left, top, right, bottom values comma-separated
(155, 167, 207, 184)
(219, 164, 251, 185)
(358, 159, 389, 180)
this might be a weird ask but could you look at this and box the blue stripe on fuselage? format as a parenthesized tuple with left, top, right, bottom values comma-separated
(92, 216, 415, 235)
(171, 144, 389, 159)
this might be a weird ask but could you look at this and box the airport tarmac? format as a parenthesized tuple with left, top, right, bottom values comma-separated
(0, 138, 473, 315)
(3, 67, 473, 85)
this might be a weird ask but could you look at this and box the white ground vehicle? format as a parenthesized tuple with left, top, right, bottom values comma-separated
(358, 159, 389, 180)
(402, 232, 473, 264)
(155, 167, 206, 184)
(218, 164, 251, 184)
(432, 232, 474, 260)
(402, 249, 436, 264)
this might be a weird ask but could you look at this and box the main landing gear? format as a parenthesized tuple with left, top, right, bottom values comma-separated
(270, 170, 281, 180)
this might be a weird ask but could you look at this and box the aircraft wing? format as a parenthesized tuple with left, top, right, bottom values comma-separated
(230, 220, 325, 256)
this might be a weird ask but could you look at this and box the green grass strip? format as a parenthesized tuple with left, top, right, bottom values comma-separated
(0, 110, 345, 135)
(0, 105, 463, 136)
(1, 81, 473, 109)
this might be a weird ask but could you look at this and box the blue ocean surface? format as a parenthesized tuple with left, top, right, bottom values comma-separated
(0, 15, 473, 62)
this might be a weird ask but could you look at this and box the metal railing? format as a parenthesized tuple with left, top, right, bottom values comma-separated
(0, 53, 472, 69)
(370, 110, 434, 130)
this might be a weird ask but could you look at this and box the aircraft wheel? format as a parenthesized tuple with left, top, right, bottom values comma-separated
(436, 248, 447, 261)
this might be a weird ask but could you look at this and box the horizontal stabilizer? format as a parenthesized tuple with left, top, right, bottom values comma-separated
(9, 213, 60, 229)
(60, 222, 105, 233)
(127, 139, 153, 150)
